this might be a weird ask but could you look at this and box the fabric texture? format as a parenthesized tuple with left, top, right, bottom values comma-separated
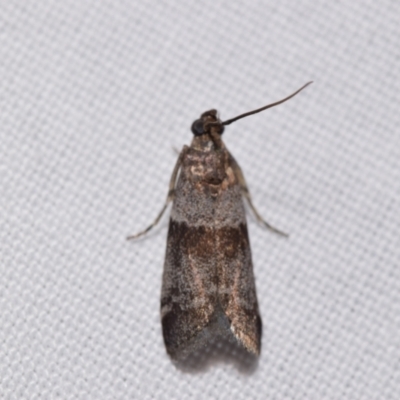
(1, 1, 399, 399)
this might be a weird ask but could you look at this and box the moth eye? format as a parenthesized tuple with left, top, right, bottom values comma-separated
(191, 119, 205, 136)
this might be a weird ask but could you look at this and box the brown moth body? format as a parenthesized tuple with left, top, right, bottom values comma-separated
(162, 112, 261, 358)
(128, 82, 312, 360)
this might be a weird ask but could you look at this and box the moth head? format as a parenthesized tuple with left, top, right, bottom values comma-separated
(191, 109, 225, 137)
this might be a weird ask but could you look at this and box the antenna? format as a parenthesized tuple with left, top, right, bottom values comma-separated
(221, 81, 313, 126)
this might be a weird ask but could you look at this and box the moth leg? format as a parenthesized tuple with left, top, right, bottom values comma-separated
(229, 154, 289, 237)
(243, 192, 289, 237)
(127, 147, 187, 240)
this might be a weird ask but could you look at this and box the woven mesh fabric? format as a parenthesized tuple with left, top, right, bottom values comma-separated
(1, 1, 399, 399)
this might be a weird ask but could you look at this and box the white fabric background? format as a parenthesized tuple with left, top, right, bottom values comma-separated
(1, 1, 399, 399)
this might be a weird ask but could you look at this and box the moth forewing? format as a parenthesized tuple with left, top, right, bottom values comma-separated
(160, 136, 261, 359)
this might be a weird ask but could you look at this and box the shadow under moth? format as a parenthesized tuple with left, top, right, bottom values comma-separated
(128, 81, 312, 360)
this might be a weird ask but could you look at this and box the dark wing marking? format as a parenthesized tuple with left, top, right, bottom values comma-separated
(161, 220, 218, 359)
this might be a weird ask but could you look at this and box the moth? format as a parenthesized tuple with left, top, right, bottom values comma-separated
(128, 82, 312, 360)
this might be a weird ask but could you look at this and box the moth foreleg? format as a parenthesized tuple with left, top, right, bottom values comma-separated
(242, 190, 289, 237)
(127, 146, 188, 240)
(230, 153, 288, 237)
